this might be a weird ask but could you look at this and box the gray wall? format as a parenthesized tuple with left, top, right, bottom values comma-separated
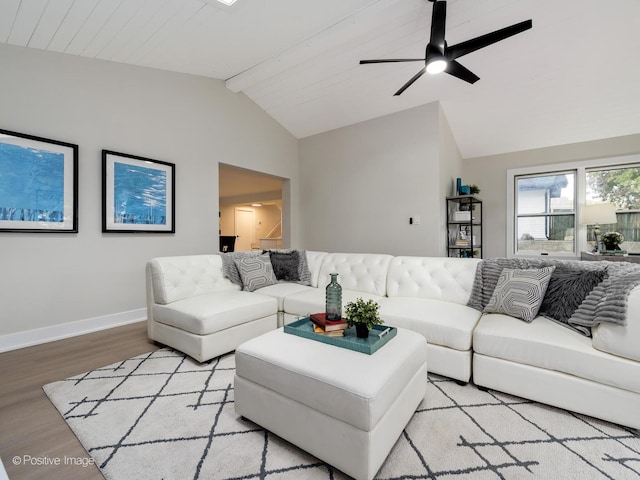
(0, 44, 298, 341)
(464, 133, 640, 258)
(438, 107, 464, 252)
(299, 102, 460, 256)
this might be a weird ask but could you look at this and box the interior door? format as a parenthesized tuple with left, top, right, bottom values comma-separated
(234, 208, 254, 252)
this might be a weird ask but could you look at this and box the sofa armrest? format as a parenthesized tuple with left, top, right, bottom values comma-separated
(592, 284, 640, 361)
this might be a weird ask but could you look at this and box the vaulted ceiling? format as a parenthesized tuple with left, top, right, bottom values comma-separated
(2, 0, 640, 158)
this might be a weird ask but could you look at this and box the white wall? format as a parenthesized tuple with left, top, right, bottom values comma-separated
(464, 133, 640, 258)
(438, 107, 464, 253)
(299, 102, 457, 256)
(0, 44, 298, 345)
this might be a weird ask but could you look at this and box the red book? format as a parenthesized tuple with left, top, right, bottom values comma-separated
(310, 313, 348, 332)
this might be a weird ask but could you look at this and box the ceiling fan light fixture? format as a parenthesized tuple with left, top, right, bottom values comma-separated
(426, 59, 447, 74)
(359, 0, 532, 94)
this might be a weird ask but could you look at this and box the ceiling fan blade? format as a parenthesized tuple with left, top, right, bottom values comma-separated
(360, 59, 425, 64)
(394, 67, 426, 96)
(430, 0, 447, 53)
(445, 60, 480, 84)
(447, 19, 532, 60)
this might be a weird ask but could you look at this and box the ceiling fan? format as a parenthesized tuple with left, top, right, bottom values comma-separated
(359, 0, 532, 95)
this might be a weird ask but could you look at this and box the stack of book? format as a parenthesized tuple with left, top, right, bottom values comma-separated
(310, 313, 348, 337)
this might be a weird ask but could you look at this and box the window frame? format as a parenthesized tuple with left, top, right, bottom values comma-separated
(506, 154, 640, 258)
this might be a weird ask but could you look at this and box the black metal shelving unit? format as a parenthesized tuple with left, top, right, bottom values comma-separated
(446, 195, 483, 258)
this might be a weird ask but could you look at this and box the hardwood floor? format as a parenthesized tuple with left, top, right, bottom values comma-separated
(0, 322, 159, 480)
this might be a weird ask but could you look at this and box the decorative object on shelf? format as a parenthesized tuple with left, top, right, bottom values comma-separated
(0, 128, 78, 233)
(580, 203, 617, 253)
(454, 178, 480, 198)
(325, 273, 342, 320)
(601, 231, 624, 251)
(102, 150, 175, 233)
(345, 297, 383, 338)
(454, 210, 471, 221)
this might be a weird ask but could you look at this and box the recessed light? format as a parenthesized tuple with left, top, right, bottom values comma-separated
(251, 203, 262, 207)
(216, 0, 237, 5)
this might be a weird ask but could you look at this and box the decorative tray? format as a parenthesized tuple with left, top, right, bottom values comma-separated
(283, 317, 397, 355)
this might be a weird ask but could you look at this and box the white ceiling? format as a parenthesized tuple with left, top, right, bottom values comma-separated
(2, 0, 640, 158)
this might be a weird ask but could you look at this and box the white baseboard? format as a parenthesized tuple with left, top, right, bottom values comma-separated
(0, 309, 146, 353)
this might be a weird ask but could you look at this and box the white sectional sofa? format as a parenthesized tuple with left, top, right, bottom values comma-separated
(146, 251, 640, 431)
(146, 255, 278, 362)
(473, 298, 640, 431)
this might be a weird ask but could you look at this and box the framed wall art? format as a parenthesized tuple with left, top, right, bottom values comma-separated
(102, 150, 175, 233)
(0, 128, 78, 233)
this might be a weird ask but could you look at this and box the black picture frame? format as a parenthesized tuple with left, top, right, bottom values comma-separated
(0, 128, 78, 233)
(102, 150, 175, 233)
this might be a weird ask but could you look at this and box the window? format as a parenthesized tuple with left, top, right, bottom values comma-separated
(507, 155, 640, 257)
(586, 165, 640, 253)
(514, 172, 576, 255)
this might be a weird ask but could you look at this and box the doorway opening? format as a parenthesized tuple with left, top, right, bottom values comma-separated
(218, 164, 289, 252)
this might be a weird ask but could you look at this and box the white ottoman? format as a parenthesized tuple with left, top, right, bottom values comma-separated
(234, 327, 427, 480)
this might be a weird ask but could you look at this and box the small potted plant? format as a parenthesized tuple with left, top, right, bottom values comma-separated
(601, 231, 624, 251)
(345, 298, 383, 338)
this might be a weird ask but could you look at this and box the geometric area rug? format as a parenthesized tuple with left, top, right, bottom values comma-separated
(43, 348, 640, 480)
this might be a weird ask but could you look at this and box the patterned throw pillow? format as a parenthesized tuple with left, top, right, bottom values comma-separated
(296, 250, 312, 286)
(484, 266, 556, 322)
(221, 251, 260, 286)
(234, 254, 278, 292)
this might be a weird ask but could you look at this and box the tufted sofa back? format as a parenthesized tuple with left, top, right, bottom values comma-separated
(304, 251, 329, 287)
(386, 256, 481, 305)
(147, 255, 239, 305)
(317, 253, 393, 296)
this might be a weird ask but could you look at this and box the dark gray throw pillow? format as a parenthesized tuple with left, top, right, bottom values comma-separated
(268, 250, 300, 282)
(539, 269, 607, 324)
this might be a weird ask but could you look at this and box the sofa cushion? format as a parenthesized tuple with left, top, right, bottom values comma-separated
(234, 254, 278, 292)
(255, 282, 314, 311)
(148, 255, 239, 305)
(378, 297, 481, 351)
(317, 253, 393, 296)
(484, 267, 555, 322)
(539, 268, 607, 325)
(474, 313, 640, 395)
(592, 285, 640, 362)
(283, 287, 384, 318)
(153, 291, 277, 335)
(386, 256, 481, 305)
